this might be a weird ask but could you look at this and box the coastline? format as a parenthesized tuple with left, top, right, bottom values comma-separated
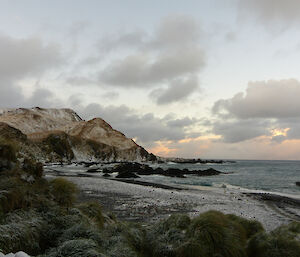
(46, 171, 300, 231)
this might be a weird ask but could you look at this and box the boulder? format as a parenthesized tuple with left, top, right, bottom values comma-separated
(116, 171, 140, 179)
(296, 182, 300, 187)
(162, 168, 186, 178)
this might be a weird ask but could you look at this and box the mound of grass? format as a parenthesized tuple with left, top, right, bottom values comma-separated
(22, 158, 43, 178)
(0, 139, 18, 172)
(78, 201, 105, 229)
(226, 214, 264, 239)
(187, 211, 247, 257)
(40, 239, 104, 257)
(247, 230, 300, 257)
(0, 210, 45, 255)
(50, 178, 78, 208)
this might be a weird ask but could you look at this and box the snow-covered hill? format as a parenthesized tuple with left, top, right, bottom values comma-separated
(0, 107, 153, 162)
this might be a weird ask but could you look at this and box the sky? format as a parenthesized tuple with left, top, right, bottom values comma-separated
(1, 0, 300, 160)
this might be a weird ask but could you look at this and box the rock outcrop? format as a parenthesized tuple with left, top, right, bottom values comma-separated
(0, 107, 154, 163)
(104, 162, 222, 178)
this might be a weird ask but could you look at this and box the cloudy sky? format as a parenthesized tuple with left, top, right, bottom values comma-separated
(1, 0, 300, 160)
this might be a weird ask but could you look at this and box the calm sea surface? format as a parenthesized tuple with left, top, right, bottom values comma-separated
(143, 160, 300, 197)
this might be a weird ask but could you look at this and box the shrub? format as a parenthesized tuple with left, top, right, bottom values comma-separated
(22, 158, 43, 178)
(78, 201, 105, 229)
(175, 241, 205, 257)
(41, 239, 104, 257)
(0, 141, 17, 172)
(187, 211, 247, 257)
(0, 177, 28, 213)
(44, 134, 74, 160)
(50, 178, 78, 207)
(162, 214, 191, 231)
(226, 214, 264, 239)
(247, 230, 300, 257)
(0, 210, 45, 255)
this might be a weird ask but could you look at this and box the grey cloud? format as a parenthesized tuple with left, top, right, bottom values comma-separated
(100, 47, 204, 87)
(212, 120, 269, 143)
(0, 34, 64, 109)
(211, 79, 300, 143)
(0, 82, 62, 109)
(271, 135, 287, 143)
(26, 88, 58, 108)
(98, 30, 146, 52)
(101, 91, 119, 100)
(166, 117, 197, 128)
(152, 76, 199, 105)
(149, 15, 201, 49)
(213, 79, 300, 119)
(0, 81, 24, 108)
(68, 21, 90, 37)
(97, 15, 201, 53)
(77, 103, 197, 143)
(66, 76, 96, 86)
(0, 34, 63, 80)
(238, 0, 300, 31)
(71, 15, 205, 105)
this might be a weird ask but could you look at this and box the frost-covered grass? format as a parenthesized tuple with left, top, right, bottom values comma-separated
(0, 145, 299, 257)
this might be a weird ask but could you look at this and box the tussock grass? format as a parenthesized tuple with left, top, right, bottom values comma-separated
(1, 142, 299, 257)
(78, 201, 105, 229)
(50, 177, 78, 207)
(0, 210, 45, 255)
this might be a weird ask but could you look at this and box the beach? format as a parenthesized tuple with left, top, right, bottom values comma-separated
(50, 172, 300, 232)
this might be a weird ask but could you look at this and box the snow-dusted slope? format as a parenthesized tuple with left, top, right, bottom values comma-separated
(66, 118, 138, 150)
(0, 107, 151, 162)
(0, 107, 81, 134)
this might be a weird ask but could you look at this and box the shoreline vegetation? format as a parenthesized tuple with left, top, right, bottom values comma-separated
(1, 139, 300, 256)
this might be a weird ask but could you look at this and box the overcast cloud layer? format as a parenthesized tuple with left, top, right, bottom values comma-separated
(1, 1, 300, 159)
(68, 15, 205, 105)
(212, 79, 300, 143)
(238, 0, 300, 31)
(76, 103, 200, 144)
(0, 33, 63, 108)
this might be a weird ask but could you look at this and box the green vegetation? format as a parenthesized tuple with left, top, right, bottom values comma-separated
(50, 178, 78, 207)
(44, 133, 74, 161)
(0, 139, 300, 256)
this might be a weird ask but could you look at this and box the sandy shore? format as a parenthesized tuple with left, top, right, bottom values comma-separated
(51, 173, 300, 232)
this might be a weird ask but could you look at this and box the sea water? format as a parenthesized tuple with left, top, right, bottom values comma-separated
(142, 160, 300, 197)
(46, 160, 300, 197)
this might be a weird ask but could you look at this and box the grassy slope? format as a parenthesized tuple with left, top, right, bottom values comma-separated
(0, 139, 299, 257)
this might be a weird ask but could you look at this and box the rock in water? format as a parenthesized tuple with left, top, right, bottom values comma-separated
(116, 171, 140, 178)
(296, 182, 300, 187)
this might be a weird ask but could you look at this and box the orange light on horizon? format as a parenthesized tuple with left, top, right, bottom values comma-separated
(271, 128, 290, 137)
(178, 135, 221, 144)
(149, 141, 177, 156)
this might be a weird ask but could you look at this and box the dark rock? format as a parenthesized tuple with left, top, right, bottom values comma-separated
(154, 167, 164, 174)
(116, 171, 140, 178)
(162, 157, 235, 164)
(103, 173, 111, 177)
(86, 168, 100, 173)
(296, 182, 300, 187)
(196, 168, 222, 176)
(107, 162, 222, 179)
(162, 168, 186, 178)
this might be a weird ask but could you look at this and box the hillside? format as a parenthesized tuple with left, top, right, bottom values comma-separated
(0, 107, 153, 162)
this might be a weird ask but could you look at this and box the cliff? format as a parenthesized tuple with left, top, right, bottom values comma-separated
(0, 107, 153, 162)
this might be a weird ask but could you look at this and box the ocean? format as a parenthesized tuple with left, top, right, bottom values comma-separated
(47, 160, 300, 198)
(141, 160, 300, 197)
